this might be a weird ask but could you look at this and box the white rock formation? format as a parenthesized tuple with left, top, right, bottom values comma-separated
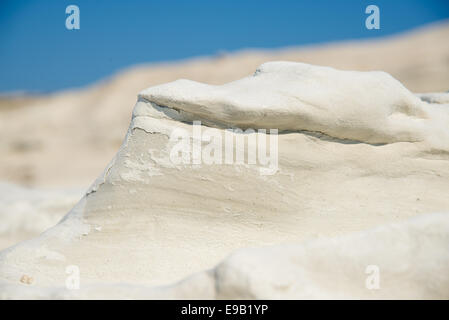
(0, 183, 82, 250)
(209, 212, 449, 299)
(140, 62, 449, 146)
(0, 62, 448, 299)
(2, 21, 448, 188)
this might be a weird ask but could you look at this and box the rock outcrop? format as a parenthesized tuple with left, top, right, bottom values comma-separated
(1, 62, 448, 299)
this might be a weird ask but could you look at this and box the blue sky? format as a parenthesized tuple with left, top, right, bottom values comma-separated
(1, 0, 448, 93)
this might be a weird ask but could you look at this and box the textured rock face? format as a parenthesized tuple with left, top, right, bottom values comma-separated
(1, 62, 449, 299)
(210, 213, 449, 299)
(140, 62, 448, 145)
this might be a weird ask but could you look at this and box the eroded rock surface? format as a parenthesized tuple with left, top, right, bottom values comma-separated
(1, 62, 448, 299)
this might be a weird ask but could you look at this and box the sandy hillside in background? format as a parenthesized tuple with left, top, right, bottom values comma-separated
(0, 20, 448, 188)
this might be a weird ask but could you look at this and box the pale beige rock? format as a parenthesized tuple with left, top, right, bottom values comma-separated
(0, 62, 448, 299)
